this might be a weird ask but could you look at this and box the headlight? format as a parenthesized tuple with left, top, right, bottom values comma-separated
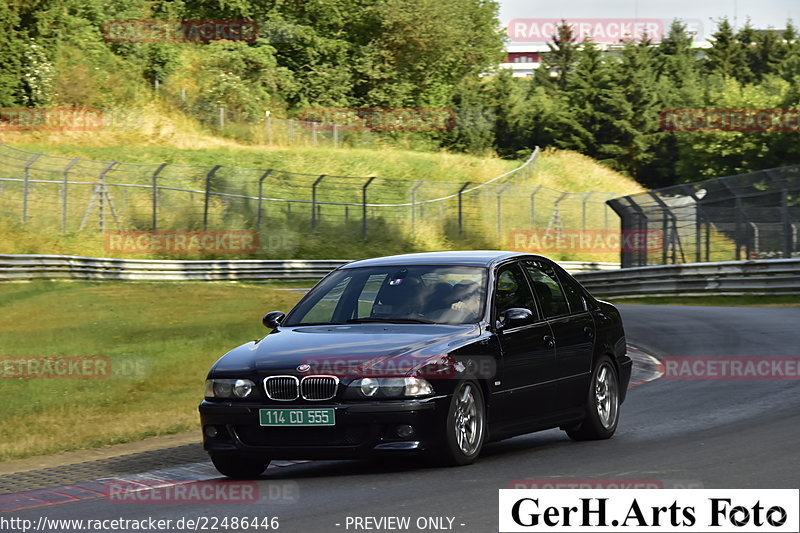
(205, 378, 255, 398)
(344, 377, 434, 399)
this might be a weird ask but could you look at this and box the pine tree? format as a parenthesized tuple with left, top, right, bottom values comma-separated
(599, 39, 661, 183)
(534, 20, 579, 92)
(705, 18, 751, 81)
(563, 41, 614, 157)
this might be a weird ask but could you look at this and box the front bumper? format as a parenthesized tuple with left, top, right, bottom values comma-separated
(199, 396, 449, 460)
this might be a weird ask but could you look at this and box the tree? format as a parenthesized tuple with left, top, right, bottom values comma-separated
(355, 0, 505, 107)
(533, 20, 579, 92)
(599, 39, 661, 183)
(563, 41, 614, 157)
(705, 18, 751, 81)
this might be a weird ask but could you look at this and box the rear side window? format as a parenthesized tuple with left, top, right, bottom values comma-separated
(558, 270, 587, 313)
(522, 261, 570, 318)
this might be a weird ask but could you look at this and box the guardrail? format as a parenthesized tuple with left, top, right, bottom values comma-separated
(0, 255, 351, 282)
(574, 258, 800, 298)
(0, 255, 619, 282)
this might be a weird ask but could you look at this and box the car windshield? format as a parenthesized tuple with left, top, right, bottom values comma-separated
(283, 265, 487, 326)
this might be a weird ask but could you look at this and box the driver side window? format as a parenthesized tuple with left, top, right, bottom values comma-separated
(493, 264, 538, 322)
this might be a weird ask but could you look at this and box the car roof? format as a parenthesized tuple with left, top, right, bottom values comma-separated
(341, 250, 546, 269)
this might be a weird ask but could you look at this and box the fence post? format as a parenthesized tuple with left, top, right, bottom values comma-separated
(411, 180, 424, 231)
(529, 185, 543, 228)
(21, 153, 41, 223)
(98, 161, 117, 232)
(333, 124, 339, 148)
(458, 182, 471, 235)
(735, 196, 743, 261)
(265, 111, 271, 145)
(61, 158, 80, 233)
(151, 163, 168, 230)
(496, 183, 512, 239)
(218, 108, 225, 130)
(312, 121, 318, 145)
(311, 175, 325, 230)
(256, 169, 273, 231)
(581, 191, 594, 231)
(203, 165, 222, 230)
(782, 187, 791, 258)
(362, 177, 376, 238)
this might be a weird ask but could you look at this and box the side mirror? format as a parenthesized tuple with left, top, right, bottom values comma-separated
(498, 307, 533, 329)
(262, 311, 285, 329)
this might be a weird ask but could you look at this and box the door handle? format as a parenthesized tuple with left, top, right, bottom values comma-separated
(584, 327, 594, 338)
(543, 335, 555, 348)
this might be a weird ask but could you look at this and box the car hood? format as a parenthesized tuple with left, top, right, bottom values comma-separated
(210, 323, 483, 378)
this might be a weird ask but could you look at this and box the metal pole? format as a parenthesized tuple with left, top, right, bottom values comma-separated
(256, 169, 273, 230)
(151, 163, 168, 230)
(362, 177, 376, 238)
(219, 108, 225, 130)
(265, 111, 271, 145)
(781, 187, 791, 258)
(333, 125, 338, 148)
(61, 158, 80, 233)
(458, 182, 471, 235)
(311, 174, 325, 230)
(98, 161, 117, 233)
(582, 191, 594, 231)
(312, 122, 318, 145)
(735, 196, 743, 261)
(529, 185, 543, 227)
(21, 153, 41, 223)
(411, 180, 424, 231)
(203, 165, 222, 230)
(496, 183, 512, 239)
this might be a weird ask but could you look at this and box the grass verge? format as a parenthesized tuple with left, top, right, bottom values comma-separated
(0, 281, 304, 461)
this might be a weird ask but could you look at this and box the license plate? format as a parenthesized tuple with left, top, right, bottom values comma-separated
(259, 408, 335, 426)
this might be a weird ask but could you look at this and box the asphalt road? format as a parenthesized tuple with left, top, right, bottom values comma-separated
(5, 305, 800, 532)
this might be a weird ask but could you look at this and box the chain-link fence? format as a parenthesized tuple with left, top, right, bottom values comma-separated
(608, 165, 800, 267)
(0, 143, 624, 258)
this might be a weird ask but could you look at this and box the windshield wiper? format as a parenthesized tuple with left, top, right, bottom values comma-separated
(346, 317, 435, 324)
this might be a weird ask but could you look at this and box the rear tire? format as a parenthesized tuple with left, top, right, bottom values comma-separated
(210, 452, 271, 479)
(438, 380, 486, 466)
(566, 356, 620, 441)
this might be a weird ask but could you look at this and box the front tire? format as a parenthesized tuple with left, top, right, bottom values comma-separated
(210, 452, 271, 479)
(439, 380, 486, 466)
(566, 356, 620, 441)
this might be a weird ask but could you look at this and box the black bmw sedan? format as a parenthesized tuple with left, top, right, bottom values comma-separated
(199, 251, 631, 478)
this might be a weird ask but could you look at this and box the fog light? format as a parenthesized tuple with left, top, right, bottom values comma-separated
(396, 424, 415, 438)
(204, 425, 219, 438)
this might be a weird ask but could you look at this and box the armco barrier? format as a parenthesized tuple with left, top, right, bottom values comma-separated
(0, 255, 618, 282)
(573, 258, 800, 298)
